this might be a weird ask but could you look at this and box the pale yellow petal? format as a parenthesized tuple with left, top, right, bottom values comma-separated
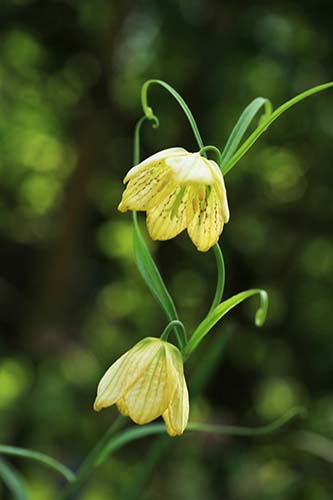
(146, 186, 188, 240)
(166, 153, 215, 185)
(162, 342, 189, 436)
(123, 344, 169, 424)
(93, 338, 161, 411)
(163, 375, 189, 436)
(186, 185, 225, 252)
(116, 398, 129, 416)
(124, 148, 188, 182)
(208, 161, 230, 223)
(118, 165, 172, 212)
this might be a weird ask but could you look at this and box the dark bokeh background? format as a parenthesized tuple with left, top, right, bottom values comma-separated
(0, 1, 333, 498)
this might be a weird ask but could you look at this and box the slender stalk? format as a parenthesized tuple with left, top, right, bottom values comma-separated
(160, 320, 187, 343)
(199, 145, 222, 165)
(141, 79, 205, 151)
(208, 244, 225, 314)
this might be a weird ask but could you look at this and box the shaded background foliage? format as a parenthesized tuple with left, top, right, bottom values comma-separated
(0, 0, 333, 498)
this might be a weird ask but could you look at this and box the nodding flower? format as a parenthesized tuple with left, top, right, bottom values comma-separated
(94, 337, 189, 436)
(118, 148, 229, 252)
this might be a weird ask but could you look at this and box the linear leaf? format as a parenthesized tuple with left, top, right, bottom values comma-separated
(183, 288, 268, 359)
(132, 212, 185, 348)
(220, 97, 271, 167)
(0, 459, 27, 500)
(0, 445, 75, 483)
(96, 406, 304, 464)
(222, 82, 333, 175)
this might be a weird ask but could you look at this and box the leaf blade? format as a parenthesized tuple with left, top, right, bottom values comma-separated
(132, 213, 185, 348)
(222, 82, 333, 175)
(220, 97, 270, 167)
(183, 288, 268, 359)
(0, 445, 75, 483)
(0, 459, 27, 500)
(96, 406, 304, 465)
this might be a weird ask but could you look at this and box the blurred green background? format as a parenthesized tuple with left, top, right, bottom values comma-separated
(0, 0, 333, 498)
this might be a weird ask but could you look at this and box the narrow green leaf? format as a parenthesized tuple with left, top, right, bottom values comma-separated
(183, 288, 268, 359)
(220, 97, 271, 167)
(132, 212, 185, 348)
(0, 445, 75, 483)
(96, 406, 304, 465)
(188, 406, 306, 436)
(222, 82, 333, 175)
(0, 459, 27, 500)
(294, 431, 333, 463)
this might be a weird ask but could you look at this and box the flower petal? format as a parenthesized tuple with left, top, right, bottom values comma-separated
(116, 398, 129, 416)
(146, 185, 188, 240)
(207, 161, 230, 223)
(186, 185, 226, 252)
(163, 379, 189, 436)
(124, 148, 188, 183)
(162, 378, 189, 436)
(166, 153, 215, 185)
(123, 344, 169, 424)
(118, 165, 172, 212)
(93, 338, 161, 411)
(162, 342, 189, 436)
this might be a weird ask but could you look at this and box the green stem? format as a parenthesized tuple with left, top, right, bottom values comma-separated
(133, 115, 159, 166)
(160, 320, 187, 343)
(58, 416, 126, 500)
(199, 145, 222, 166)
(141, 79, 205, 151)
(208, 244, 225, 314)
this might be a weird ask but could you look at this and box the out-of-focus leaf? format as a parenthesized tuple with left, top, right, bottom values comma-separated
(96, 406, 305, 465)
(0, 445, 75, 483)
(0, 459, 27, 500)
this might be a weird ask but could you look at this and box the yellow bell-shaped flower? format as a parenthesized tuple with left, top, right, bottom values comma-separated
(118, 148, 229, 252)
(94, 337, 189, 436)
